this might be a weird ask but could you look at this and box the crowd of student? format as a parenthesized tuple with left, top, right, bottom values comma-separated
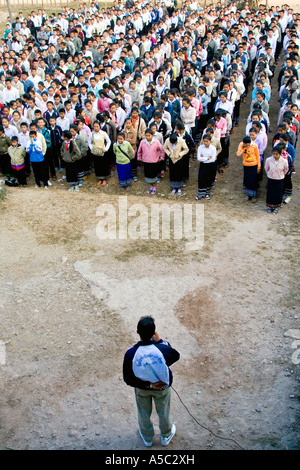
(0, 1, 298, 211)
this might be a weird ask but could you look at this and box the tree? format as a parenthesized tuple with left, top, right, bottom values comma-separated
(6, 0, 13, 22)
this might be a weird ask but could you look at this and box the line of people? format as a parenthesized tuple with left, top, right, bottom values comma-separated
(236, 9, 299, 213)
(0, 1, 298, 209)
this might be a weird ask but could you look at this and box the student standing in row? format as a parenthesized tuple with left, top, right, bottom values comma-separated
(26, 130, 48, 189)
(236, 136, 261, 202)
(265, 146, 289, 214)
(137, 129, 165, 195)
(88, 120, 111, 187)
(60, 130, 82, 191)
(7, 136, 27, 186)
(196, 134, 217, 201)
(163, 133, 189, 196)
(113, 132, 135, 191)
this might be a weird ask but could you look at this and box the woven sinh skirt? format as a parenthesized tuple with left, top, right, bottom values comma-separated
(144, 161, 159, 183)
(181, 153, 190, 182)
(243, 165, 258, 197)
(117, 162, 132, 186)
(64, 161, 78, 185)
(92, 152, 110, 179)
(266, 177, 284, 207)
(283, 173, 292, 196)
(198, 161, 217, 196)
(169, 157, 185, 189)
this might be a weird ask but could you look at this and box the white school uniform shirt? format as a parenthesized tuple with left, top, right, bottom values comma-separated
(65, 109, 76, 126)
(56, 116, 70, 131)
(4, 124, 18, 139)
(1, 86, 19, 104)
(17, 131, 29, 147)
(197, 144, 217, 163)
(227, 88, 237, 105)
(214, 99, 233, 115)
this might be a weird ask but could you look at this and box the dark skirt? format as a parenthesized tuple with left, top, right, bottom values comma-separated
(243, 165, 258, 197)
(0, 153, 12, 175)
(117, 162, 132, 186)
(92, 152, 110, 179)
(283, 173, 293, 196)
(198, 161, 217, 197)
(144, 161, 159, 183)
(218, 136, 229, 166)
(266, 178, 284, 207)
(77, 156, 86, 180)
(158, 158, 166, 174)
(182, 153, 190, 182)
(107, 144, 116, 166)
(169, 157, 185, 188)
(64, 161, 78, 185)
(130, 150, 138, 178)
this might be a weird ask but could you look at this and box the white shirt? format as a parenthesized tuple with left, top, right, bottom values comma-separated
(65, 109, 76, 126)
(1, 86, 19, 104)
(56, 116, 70, 131)
(214, 99, 233, 115)
(4, 124, 18, 139)
(18, 131, 29, 147)
(197, 143, 217, 163)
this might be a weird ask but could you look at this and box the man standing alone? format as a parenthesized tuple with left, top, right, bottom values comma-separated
(123, 316, 180, 447)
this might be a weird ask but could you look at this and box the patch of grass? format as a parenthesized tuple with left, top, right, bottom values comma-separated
(0, 185, 6, 201)
(115, 238, 186, 262)
(256, 435, 281, 448)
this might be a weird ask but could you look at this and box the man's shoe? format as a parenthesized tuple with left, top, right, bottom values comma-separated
(161, 423, 176, 446)
(139, 428, 153, 447)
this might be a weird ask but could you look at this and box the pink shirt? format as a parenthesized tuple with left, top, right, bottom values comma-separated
(137, 139, 165, 163)
(97, 97, 113, 113)
(264, 156, 288, 180)
(215, 117, 227, 138)
(191, 97, 203, 118)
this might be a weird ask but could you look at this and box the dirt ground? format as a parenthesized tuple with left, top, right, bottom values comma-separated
(0, 53, 300, 451)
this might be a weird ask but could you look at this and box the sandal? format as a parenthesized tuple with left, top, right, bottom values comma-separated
(102, 180, 107, 187)
(97, 180, 103, 185)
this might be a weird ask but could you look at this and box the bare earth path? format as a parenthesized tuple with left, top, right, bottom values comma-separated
(0, 56, 299, 451)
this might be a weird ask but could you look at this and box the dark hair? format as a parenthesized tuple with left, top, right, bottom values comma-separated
(273, 145, 282, 154)
(63, 130, 72, 139)
(279, 132, 289, 142)
(169, 133, 178, 144)
(175, 120, 184, 131)
(137, 316, 156, 341)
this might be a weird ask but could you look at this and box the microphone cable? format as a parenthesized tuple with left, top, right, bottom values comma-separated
(171, 385, 246, 450)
